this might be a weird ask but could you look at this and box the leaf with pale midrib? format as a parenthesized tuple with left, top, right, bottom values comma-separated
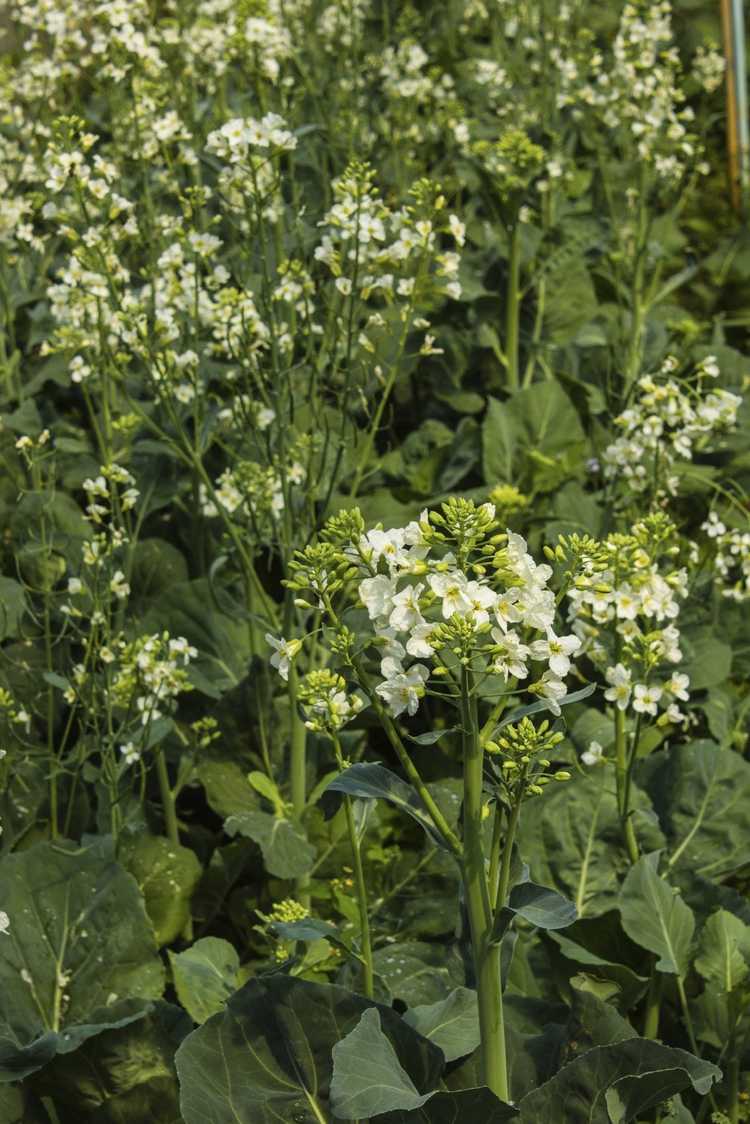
(618, 853, 694, 976)
(176, 975, 443, 1124)
(0, 838, 164, 1081)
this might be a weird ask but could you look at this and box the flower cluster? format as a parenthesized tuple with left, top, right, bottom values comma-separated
(486, 717, 571, 802)
(277, 499, 583, 725)
(109, 632, 197, 729)
(701, 513, 750, 603)
(603, 355, 742, 496)
(559, 516, 691, 725)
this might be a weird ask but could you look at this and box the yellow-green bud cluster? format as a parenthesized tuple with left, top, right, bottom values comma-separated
(486, 718, 570, 800)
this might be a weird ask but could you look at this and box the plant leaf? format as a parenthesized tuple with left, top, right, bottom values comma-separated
(331, 1008, 432, 1118)
(169, 938, 240, 1024)
(325, 764, 450, 850)
(694, 909, 750, 993)
(516, 1038, 720, 1122)
(381, 1087, 520, 1121)
(176, 975, 443, 1124)
(638, 740, 750, 880)
(0, 838, 164, 1081)
(618, 853, 694, 976)
(120, 834, 202, 947)
(492, 881, 577, 943)
(403, 988, 480, 1063)
(225, 810, 315, 879)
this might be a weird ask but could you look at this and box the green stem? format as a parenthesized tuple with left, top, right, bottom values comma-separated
(505, 221, 521, 393)
(643, 966, 662, 1040)
(342, 793, 374, 999)
(288, 662, 310, 907)
(614, 708, 639, 864)
(155, 746, 179, 847)
(495, 798, 522, 912)
(461, 667, 508, 1103)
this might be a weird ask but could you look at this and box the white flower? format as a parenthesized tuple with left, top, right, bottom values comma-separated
(633, 684, 662, 716)
(389, 583, 425, 632)
(493, 588, 523, 632)
(534, 671, 567, 716)
(406, 622, 436, 658)
(120, 742, 140, 766)
(528, 629, 581, 678)
(663, 672, 689, 702)
(582, 740, 604, 766)
(0, 911, 9, 935)
(67, 577, 83, 594)
(376, 664, 429, 717)
(490, 628, 529, 680)
(463, 581, 498, 626)
(429, 572, 471, 618)
(265, 634, 302, 681)
(604, 663, 632, 710)
(359, 575, 397, 621)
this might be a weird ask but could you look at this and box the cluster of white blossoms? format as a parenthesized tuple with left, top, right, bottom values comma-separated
(108, 632, 197, 731)
(583, 1, 705, 183)
(272, 500, 584, 724)
(602, 355, 743, 495)
(563, 518, 691, 726)
(314, 163, 463, 310)
(701, 513, 750, 603)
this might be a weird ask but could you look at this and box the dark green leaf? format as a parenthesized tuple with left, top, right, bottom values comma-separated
(225, 811, 315, 879)
(381, 1088, 519, 1122)
(517, 1039, 720, 1122)
(694, 909, 750, 993)
(492, 882, 577, 942)
(0, 577, 27, 641)
(638, 740, 750, 880)
(326, 764, 450, 850)
(0, 839, 164, 1081)
(175, 976, 443, 1124)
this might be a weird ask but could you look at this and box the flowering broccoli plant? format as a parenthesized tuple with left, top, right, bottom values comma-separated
(268, 497, 593, 1099)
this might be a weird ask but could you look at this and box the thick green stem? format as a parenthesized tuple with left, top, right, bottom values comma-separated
(614, 708, 639, 864)
(155, 746, 179, 848)
(288, 663, 310, 907)
(505, 222, 521, 393)
(342, 795, 374, 999)
(643, 967, 662, 1040)
(462, 668, 509, 1103)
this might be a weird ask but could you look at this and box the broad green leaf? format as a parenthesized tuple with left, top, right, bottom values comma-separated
(682, 632, 732, 691)
(694, 910, 750, 993)
(516, 1039, 720, 1123)
(482, 383, 584, 489)
(404, 988, 480, 1063)
(121, 835, 202, 946)
(197, 756, 259, 818)
(638, 740, 750, 880)
(175, 975, 443, 1124)
(169, 938, 240, 1024)
(331, 1008, 432, 1118)
(371, 941, 466, 1006)
(225, 810, 315, 879)
(517, 767, 664, 919)
(618, 853, 694, 976)
(491, 881, 577, 942)
(30, 1001, 190, 1123)
(0, 1083, 50, 1123)
(381, 1087, 519, 1122)
(548, 912, 649, 1012)
(0, 577, 27, 641)
(0, 838, 164, 1081)
(326, 764, 451, 850)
